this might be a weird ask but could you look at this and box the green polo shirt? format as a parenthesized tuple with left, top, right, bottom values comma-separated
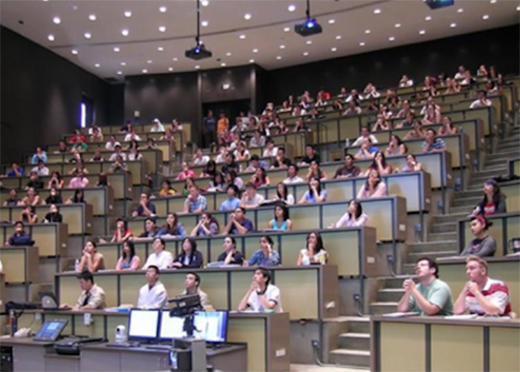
(408, 278, 453, 316)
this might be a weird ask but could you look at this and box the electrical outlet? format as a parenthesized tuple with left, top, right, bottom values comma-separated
(311, 340, 319, 348)
(353, 294, 361, 302)
(387, 255, 394, 262)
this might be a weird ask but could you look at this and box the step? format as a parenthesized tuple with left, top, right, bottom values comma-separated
(377, 288, 405, 303)
(369, 302, 398, 315)
(451, 196, 481, 208)
(408, 251, 459, 263)
(453, 189, 485, 199)
(337, 333, 370, 351)
(329, 349, 370, 368)
(430, 222, 457, 234)
(347, 318, 370, 334)
(381, 276, 412, 289)
(432, 212, 469, 224)
(449, 206, 474, 215)
(472, 169, 506, 179)
(426, 232, 458, 242)
(408, 241, 458, 253)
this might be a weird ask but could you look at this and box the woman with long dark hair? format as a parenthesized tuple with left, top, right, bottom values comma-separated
(158, 212, 187, 238)
(246, 235, 280, 267)
(331, 199, 369, 228)
(273, 182, 295, 205)
(471, 179, 507, 217)
(171, 237, 203, 268)
(298, 177, 327, 204)
(384, 135, 407, 157)
(357, 169, 387, 199)
(115, 240, 141, 271)
(268, 203, 293, 231)
(190, 212, 220, 237)
(297, 232, 328, 266)
(365, 151, 392, 175)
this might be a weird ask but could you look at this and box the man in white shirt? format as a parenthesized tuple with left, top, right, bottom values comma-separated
(192, 148, 210, 166)
(31, 160, 49, 176)
(454, 65, 466, 80)
(283, 164, 305, 184)
(181, 272, 211, 309)
(142, 238, 173, 270)
(470, 90, 493, 109)
(240, 183, 265, 209)
(124, 130, 142, 142)
(105, 135, 121, 151)
(137, 265, 168, 309)
(109, 144, 127, 162)
(238, 268, 282, 313)
(150, 119, 165, 133)
(352, 127, 379, 147)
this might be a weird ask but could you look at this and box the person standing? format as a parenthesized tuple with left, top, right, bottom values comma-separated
(203, 110, 217, 148)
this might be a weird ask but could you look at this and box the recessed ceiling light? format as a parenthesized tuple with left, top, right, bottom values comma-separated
(457, 8, 464, 13)
(490, 0, 497, 3)
(244, 13, 252, 20)
(158, 26, 166, 32)
(53, 16, 61, 24)
(331, 47, 337, 52)
(201, 20, 209, 27)
(221, 62, 226, 67)
(124, 11, 132, 17)
(157, 46, 164, 52)
(195, 65, 200, 69)
(95, 63, 100, 68)
(159, 6, 167, 13)
(89, 14, 96, 21)
(173, 57, 178, 61)
(419, 30, 426, 35)
(168, 67, 173, 71)
(252, 48, 259, 53)
(249, 59, 255, 63)
(42, 0, 49, 2)
(517, 5, 520, 11)
(288, 4, 296, 12)
(147, 60, 153, 64)
(84, 32, 92, 39)
(328, 19, 335, 24)
(117, 71, 123, 75)
(47, 34, 55, 41)
(283, 27, 290, 32)
(303, 52, 309, 56)
(373, 8, 381, 14)
(121, 29, 129, 36)
(113, 47, 120, 52)
(335, 35, 342, 40)
(450, 22, 457, 28)
(425, 16, 432, 21)
(365, 29, 371, 34)
(359, 42, 366, 46)
(142, 69, 148, 73)
(306, 40, 312, 45)
(276, 56, 282, 60)
(395, 23, 401, 28)
(201, 0, 210, 6)
(279, 45, 286, 49)
(71, 49, 78, 55)
(226, 52, 232, 56)
(121, 62, 126, 66)
(389, 36, 395, 41)
(239, 34, 246, 39)
(482, 14, 490, 20)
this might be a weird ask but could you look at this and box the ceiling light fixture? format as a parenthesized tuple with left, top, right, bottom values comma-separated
(328, 19, 335, 24)
(113, 47, 120, 52)
(365, 29, 371, 34)
(359, 42, 365, 46)
(389, 36, 395, 41)
(201, 20, 208, 27)
(71, 49, 78, 55)
(226, 52, 232, 56)
(288, 4, 296, 12)
(249, 59, 255, 63)
(117, 71, 123, 75)
(482, 14, 489, 20)
(276, 56, 282, 60)
(252, 48, 259, 53)
(195, 65, 200, 69)
(517, 5, 520, 11)
(294, 0, 322, 37)
(303, 52, 309, 56)
(221, 62, 226, 67)
(239, 34, 246, 39)
(121, 62, 126, 66)
(159, 6, 167, 13)
(84, 32, 92, 39)
(283, 27, 290, 32)
(201, 0, 209, 6)
(89, 14, 96, 21)
(279, 45, 286, 49)
(173, 57, 178, 61)
(490, 0, 497, 4)
(147, 60, 153, 64)
(450, 22, 457, 28)
(168, 67, 174, 71)
(457, 8, 464, 13)
(419, 30, 426, 35)
(142, 69, 148, 73)
(158, 47, 164, 51)
(53, 16, 61, 24)
(244, 13, 252, 20)
(395, 23, 401, 28)
(95, 64, 100, 68)
(306, 40, 312, 44)
(121, 29, 129, 36)
(335, 35, 342, 40)
(158, 26, 166, 32)
(331, 47, 337, 52)
(373, 8, 381, 14)
(124, 11, 132, 17)
(47, 34, 55, 41)
(425, 16, 432, 21)
(186, 0, 212, 60)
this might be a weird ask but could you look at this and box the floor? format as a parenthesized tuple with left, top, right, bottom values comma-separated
(290, 364, 368, 372)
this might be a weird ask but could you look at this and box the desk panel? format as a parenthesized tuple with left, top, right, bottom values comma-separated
(380, 322, 425, 372)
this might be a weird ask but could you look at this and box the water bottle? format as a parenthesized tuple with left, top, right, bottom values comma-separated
(345, 138, 350, 148)
(74, 259, 80, 272)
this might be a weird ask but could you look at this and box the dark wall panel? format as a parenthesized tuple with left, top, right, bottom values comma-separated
(0, 26, 113, 164)
(267, 25, 520, 103)
(200, 65, 252, 103)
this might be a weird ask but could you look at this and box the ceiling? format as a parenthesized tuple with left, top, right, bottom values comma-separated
(1, 0, 518, 80)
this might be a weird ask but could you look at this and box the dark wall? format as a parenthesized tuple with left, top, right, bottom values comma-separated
(267, 25, 520, 103)
(201, 65, 252, 103)
(0, 26, 114, 164)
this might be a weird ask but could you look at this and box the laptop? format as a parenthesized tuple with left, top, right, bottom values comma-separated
(39, 292, 63, 311)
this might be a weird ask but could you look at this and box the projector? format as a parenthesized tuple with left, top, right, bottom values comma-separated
(185, 44, 212, 60)
(294, 18, 322, 37)
(425, 0, 454, 10)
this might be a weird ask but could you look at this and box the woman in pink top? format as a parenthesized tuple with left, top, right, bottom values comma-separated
(331, 199, 369, 228)
(176, 162, 196, 181)
(357, 169, 387, 199)
(68, 171, 89, 189)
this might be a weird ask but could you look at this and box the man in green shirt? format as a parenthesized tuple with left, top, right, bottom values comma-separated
(397, 257, 453, 316)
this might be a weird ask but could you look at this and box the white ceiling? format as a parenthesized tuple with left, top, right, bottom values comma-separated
(1, 0, 518, 80)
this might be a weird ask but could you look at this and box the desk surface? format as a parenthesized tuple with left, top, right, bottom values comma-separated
(83, 342, 247, 357)
(371, 315, 520, 328)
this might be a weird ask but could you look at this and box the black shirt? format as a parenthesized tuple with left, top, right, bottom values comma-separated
(217, 251, 244, 265)
(272, 157, 292, 168)
(27, 180, 44, 190)
(222, 162, 240, 174)
(45, 212, 63, 223)
(300, 154, 321, 165)
(46, 195, 63, 205)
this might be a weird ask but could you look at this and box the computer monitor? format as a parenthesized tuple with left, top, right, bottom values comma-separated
(159, 310, 186, 341)
(193, 311, 228, 343)
(128, 309, 160, 341)
(34, 319, 68, 341)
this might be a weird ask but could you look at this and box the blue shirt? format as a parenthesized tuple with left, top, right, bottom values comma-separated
(303, 189, 327, 203)
(7, 168, 25, 177)
(248, 250, 280, 267)
(270, 219, 288, 231)
(137, 202, 156, 216)
(423, 138, 446, 152)
(220, 198, 241, 211)
(186, 195, 208, 213)
(229, 218, 254, 235)
(31, 153, 48, 164)
(204, 117, 217, 132)
(157, 223, 186, 238)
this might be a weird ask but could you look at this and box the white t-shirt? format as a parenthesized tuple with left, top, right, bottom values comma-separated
(283, 176, 305, 185)
(142, 250, 173, 270)
(334, 213, 369, 228)
(247, 284, 283, 313)
(352, 134, 378, 147)
(263, 147, 278, 157)
(105, 141, 121, 151)
(109, 152, 127, 161)
(193, 156, 210, 166)
(299, 249, 328, 266)
(470, 99, 492, 109)
(124, 133, 142, 142)
(245, 193, 265, 206)
(137, 281, 168, 309)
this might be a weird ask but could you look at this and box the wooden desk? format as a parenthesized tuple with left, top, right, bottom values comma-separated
(371, 316, 520, 372)
(0, 246, 39, 283)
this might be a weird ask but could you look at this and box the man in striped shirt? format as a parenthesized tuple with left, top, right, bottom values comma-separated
(453, 256, 511, 316)
(422, 128, 446, 153)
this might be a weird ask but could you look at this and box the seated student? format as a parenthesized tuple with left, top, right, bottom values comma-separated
(240, 182, 265, 209)
(6, 161, 25, 177)
(182, 177, 196, 196)
(262, 138, 278, 158)
(108, 144, 127, 162)
(471, 179, 507, 217)
(45, 187, 63, 205)
(5, 221, 34, 246)
(246, 236, 280, 267)
(422, 128, 446, 153)
(343, 99, 362, 116)
(221, 152, 240, 175)
(270, 148, 292, 169)
(142, 237, 174, 270)
(43, 204, 63, 223)
(20, 187, 42, 206)
(297, 232, 328, 266)
(214, 145, 227, 164)
(404, 121, 426, 140)
(159, 180, 177, 197)
(76, 240, 105, 273)
(47, 171, 65, 189)
(220, 184, 241, 211)
(68, 171, 89, 189)
(208, 173, 226, 192)
(249, 130, 266, 148)
(157, 213, 187, 238)
(224, 207, 254, 235)
(26, 172, 44, 190)
(124, 129, 142, 142)
(453, 256, 512, 317)
(171, 237, 203, 269)
(334, 154, 361, 179)
(20, 206, 38, 224)
(357, 169, 387, 199)
(115, 241, 141, 271)
(238, 268, 283, 312)
(183, 185, 208, 214)
(177, 162, 196, 181)
(304, 160, 328, 181)
(352, 127, 379, 147)
(59, 271, 106, 310)
(398, 154, 422, 173)
(54, 140, 68, 154)
(283, 164, 305, 184)
(68, 160, 90, 176)
(107, 155, 128, 174)
(136, 266, 168, 309)
(299, 177, 327, 204)
(105, 135, 121, 151)
(268, 203, 293, 231)
(244, 155, 268, 173)
(132, 193, 156, 217)
(272, 182, 295, 206)
(192, 148, 210, 166)
(201, 160, 218, 179)
(181, 272, 212, 309)
(364, 151, 393, 176)
(89, 127, 104, 142)
(128, 147, 143, 161)
(235, 141, 251, 161)
(133, 217, 161, 240)
(397, 257, 453, 316)
(111, 218, 133, 243)
(330, 199, 369, 228)
(460, 216, 496, 257)
(215, 236, 244, 265)
(298, 145, 321, 166)
(250, 167, 270, 188)
(3, 189, 20, 207)
(31, 160, 49, 177)
(225, 170, 243, 190)
(65, 189, 85, 204)
(31, 147, 48, 164)
(354, 138, 378, 160)
(385, 135, 407, 158)
(190, 212, 220, 237)
(150, 118, 165, 132)
(470, 90, 493, 109)
(69, 129, 88, 152)
(439, 116, 458, 136)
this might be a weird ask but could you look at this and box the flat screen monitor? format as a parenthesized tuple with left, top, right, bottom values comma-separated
(128, 309, 160, 341)
(193, 311, 228, 343)
(159, 310, 186, 341)
(34, 319, 68, 341)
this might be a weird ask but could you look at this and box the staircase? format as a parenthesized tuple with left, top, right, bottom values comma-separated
(328, 317, 371, 367)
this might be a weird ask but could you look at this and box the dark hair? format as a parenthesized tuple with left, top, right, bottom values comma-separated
(225, 235, 237, 248)
(308, 177, 322, 197)
(470, 215, 493, 231)
(162, 179, 172, 188)
(477, 180, 503, 214)
(255, 267, 271, 286)
(212, 172, 225, 188)
(183, 177, 195, 191)
(255, 167, 267, 183)
(310, 160, 323, 179)
(427, 128, 437, 136)
(348, 199, 363, 219)
(276, 182, 289, 201)
(226, 183, 240, 196)
(265, 137, 274, 145)
(236, 207, 246, 214)
(147, 265, 160, 275)
(245, 182, 257, 190)
(205, 160, 217, 177)
(186, 272, 201, 287)
(122, 240, 136, 262)
(261, 235, 274, 247)
(369, 151, 389, 171)
(146, 217, 157, 225)
(163, 213, 179, 235)
(364, 169, 382, 190)
(274, 203, 290, 221)
(116, 218, 128, 231)
(153, 237, 166, 249)
(14, 221, 24, 228)
(345, 153, 355, 162)
(73, 189, 84, 203)
(478, 89, 487, 96)
(416, 257, 439, 278)
(250, 154, 260, 161)
(289, 163, 299, 173)
(179, 237, 200, 266)
(306, 231, 324, 255)
(77, 270, 94, 283)
(201, 212, 220, 231)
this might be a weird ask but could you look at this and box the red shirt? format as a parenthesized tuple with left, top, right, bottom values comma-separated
(465, 278, 511, 316)
(483, 202, 496, 216)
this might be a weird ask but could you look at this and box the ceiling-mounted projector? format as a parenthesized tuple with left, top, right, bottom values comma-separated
(185, 44, 212, 60)
(425, 0, 455, 10)
(294, 18, 322, 37)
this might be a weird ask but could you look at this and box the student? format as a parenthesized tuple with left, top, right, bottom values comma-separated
(192, 148, 210, 166)
(272, 182, 295, 205)
(471, 179, 507, 217)
(59, 271, 106, 310)
(262, 138, 278, 158)
(250, 167, 270, 188)
(137, 266, 167, 309)
(397, 257, 453, 316)
(132, 193, 156, 217)
(105, 135, 121, 151)
(404, 121, 426, 141)
(183, 185, 207, 214)
(132, 217, 160, 241)
(6, 162, 25, 177)
(422, 128, 446, 153)
(354, 138, 378, 160)
(298, 145, 321, 166)
(460, 216, 497, 257)
(249, 130, 266, 148)
(384, 135, 407, 157)
(65, 189, 85, 204)
(235, 141, 251, 161)
(31, 147, 48, 164)
(3, 189, 20, 207)
(221, 152, 240, 175)
(470, 90, 493, 109)
(304, 160, 328, 181)
(398, 154, 423, 173)
(176, 162, 196, 181)
(331, 199, 369, 228)
(246, 236, 280, 267)
(31, 160, 49, 177)
(238, 268, 283, 312)
(224, 207, 254, 235)
(208, 172, 226, 193)
(68, 171, 89, 189)
(217, 236, 244, 265)
(220, 184, 242, 211)
(439, 116, 458, 136)
(142, 237, 173, 270)
(43, 204, 63, 223)
(283, 164, 305, 184)
(20, 187, 42, 206)
(45, 187, 63, 205)
(244, 155, 268, 173)
(47, 171, 65, 190)
(181, 272, 212, 308)
(20, 206, 38, 224)
(334, 154, 361, 179)
(240, 183, 265, 209)
(26, 172, 44, 190)
(268, 203, 293, 231)
(201, 160, 218, 179)
(171, 238, 203, 269)
(365, 151, 392, 176)
(151, 118, 165, 132)
(115, 240, 141, 271)
(297, 232, 328, 266)
(270, 148, 292, 169)
(299, 177, 327, 204)
(76, 240, 105, 273)
(225, 170, 243, 190)
(159, 180, 177, 197)
(453, 256, 511, 317)
(157, 213, 187, 238)
(352, 127, 379, 147)
(111, 218, 133, 243)
(5, 221, 34, 246)
(190, 212, 220, 237)
(357, 170, 387, 199)
(182, 177, 196, 196)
